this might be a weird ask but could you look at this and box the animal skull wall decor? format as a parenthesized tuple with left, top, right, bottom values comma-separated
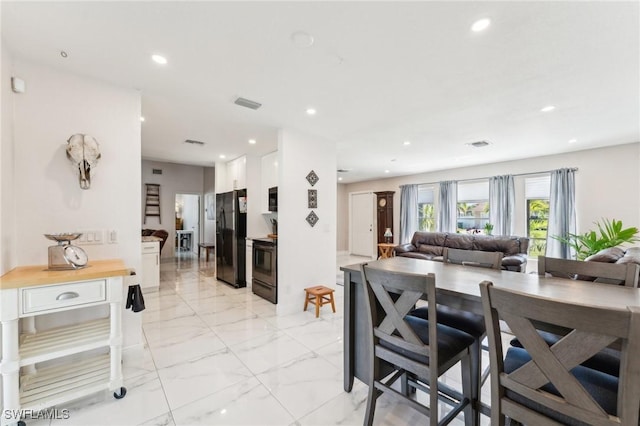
(66, 133, 101, 190)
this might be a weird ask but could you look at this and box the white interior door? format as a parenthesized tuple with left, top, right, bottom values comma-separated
(350, 192, 375, 257)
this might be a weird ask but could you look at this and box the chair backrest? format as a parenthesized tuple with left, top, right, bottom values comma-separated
(360, 263, 438, 380)
(443, 248, 503, 270)
(538, 256, 639, 287)
(480, 281, 640, 426)
(151, 229, 169, 253)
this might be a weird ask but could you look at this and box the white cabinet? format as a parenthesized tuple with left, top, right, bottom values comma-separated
(261, 151, 278, 212)
(0, 260, 129, 426)
(141, 241, 160, 291)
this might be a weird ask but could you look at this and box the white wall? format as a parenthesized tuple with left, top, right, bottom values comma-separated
(277, 129, 337, 314)
(203, 167, 216, 243)
(340, 143, 640, 250)
(1, 39, 16, 274)
(141, 160, 205, 256)
(336, 184, 349, 252)
(11, 58, 142, 269)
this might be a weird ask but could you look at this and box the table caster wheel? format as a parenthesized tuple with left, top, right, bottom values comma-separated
(113, 386, 127, 399)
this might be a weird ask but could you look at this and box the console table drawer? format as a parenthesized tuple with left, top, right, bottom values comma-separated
(22, 280, 107, 314)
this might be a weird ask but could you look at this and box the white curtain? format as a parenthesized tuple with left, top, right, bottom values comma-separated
(437, 181, 457, 233)
(546, 168, 576, 259)
(489, 175, 515, 236)
(399, 185, 418, 244)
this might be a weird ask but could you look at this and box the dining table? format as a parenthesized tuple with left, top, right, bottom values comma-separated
(340, 256, 640, 419)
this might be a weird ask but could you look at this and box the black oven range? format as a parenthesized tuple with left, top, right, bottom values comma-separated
(252, 238, 277, 303)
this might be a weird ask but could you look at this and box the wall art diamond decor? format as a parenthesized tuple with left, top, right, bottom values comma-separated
(308, 189, 318, 208)
(306, 170, 319, 186)
(306, 211, 319, 227)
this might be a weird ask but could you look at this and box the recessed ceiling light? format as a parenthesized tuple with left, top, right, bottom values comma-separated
(568, 139, 577, 144)
(306, 108, 316, 115)
(219, 154, 226, 159)
(384, 170, 390, 174)
(151, 54, 167, 65)
(140, 116, 145, 122)
(338, 177, 343, 181)
(541, 105, 556, 112)
(291, 31, 315, 48)
(471, 18, 491, 32)
(248, 139, 256, 144)
(403, 141, 411, 146)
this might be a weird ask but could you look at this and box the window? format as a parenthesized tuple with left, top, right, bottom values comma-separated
(457, 181, 489, 234)
(417, 185, 435, 231)
(525, 176, 551, 257)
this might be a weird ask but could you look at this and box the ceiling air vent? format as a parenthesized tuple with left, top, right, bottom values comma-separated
(185, 139, 205, 146)
(337, 169, 350, 173)
(469, 140, 491, 148)
(152, 169, 163, 175)
(234, 97, 262, 110)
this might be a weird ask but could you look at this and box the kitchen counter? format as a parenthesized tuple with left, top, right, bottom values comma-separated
(0, 259, 129, 290)
(142, 236, 163, 243)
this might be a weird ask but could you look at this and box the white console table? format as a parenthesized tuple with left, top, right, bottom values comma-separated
(0, 260, 129, 426)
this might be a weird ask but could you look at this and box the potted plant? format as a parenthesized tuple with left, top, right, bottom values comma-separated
(484, 223, 494, 236)
(553, 218, 640, 260)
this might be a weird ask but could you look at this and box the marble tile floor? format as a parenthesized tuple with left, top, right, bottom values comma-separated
(36, 255, 503, 426)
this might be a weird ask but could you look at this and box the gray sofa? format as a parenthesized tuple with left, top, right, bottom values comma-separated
(394, 231, 530, 272)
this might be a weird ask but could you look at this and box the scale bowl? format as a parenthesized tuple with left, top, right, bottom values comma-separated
(44, 233, 82, 243)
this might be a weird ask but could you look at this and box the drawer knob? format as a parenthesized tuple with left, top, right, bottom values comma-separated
(56, 291, 80, 300)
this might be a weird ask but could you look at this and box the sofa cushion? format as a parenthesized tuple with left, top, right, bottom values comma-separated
(624, 247, 640, 256)
(585, 247, 625, 263)
(397, 252, 434, 261)
(473, 236, 520, 256)
(417, 244, 444, 256)
(411, 232, 447, 247)
(502, 254, 528, 267)
(444, 233, 474, 250)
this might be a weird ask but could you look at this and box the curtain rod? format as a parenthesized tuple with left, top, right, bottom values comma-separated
(399, 167, 579, 188)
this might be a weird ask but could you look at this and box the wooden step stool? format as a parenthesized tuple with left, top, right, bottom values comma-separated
(304, 285, 336, 318)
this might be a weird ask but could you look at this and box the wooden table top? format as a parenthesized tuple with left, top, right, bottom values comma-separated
(0, 259, 129, 290)
(341, 256, 640, 311)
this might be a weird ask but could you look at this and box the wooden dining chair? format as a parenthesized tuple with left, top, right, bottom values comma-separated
(360, 264, 475, 426)
(410, 248, 503, 424)
(444, 248, 503, 270)
(538, 255, 639, 287)
(480, 280, 640, 426)
(514, 257, 640, 377)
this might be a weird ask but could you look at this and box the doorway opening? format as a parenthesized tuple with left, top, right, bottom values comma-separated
(175, 193, 200, 259)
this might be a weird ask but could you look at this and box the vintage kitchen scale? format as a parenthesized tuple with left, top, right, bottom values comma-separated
(45, 233, 89, 270)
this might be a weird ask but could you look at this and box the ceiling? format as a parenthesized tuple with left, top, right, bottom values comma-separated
(2, 1, 638, 183)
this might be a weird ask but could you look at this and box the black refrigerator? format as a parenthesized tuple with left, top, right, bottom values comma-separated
(215, 189, 247, 288)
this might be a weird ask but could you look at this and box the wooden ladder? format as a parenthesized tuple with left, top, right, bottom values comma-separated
(144, 184, 161, 224)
